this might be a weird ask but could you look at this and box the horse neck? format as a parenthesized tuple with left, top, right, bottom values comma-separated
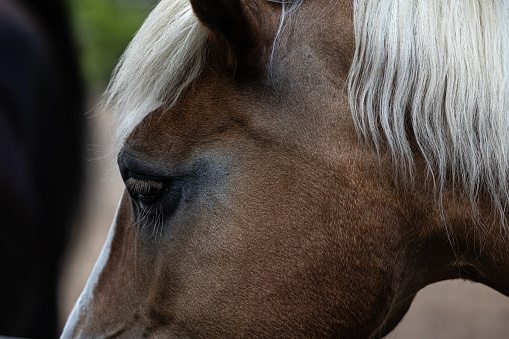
(273, 0, 509, 298)
(397, 159, 509, 296)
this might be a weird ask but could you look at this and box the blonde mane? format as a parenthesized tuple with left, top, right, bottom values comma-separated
(348, 0, 509, 227)
(105, 0, 209, 149)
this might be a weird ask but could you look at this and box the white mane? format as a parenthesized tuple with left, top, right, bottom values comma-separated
(104, 0, 208, 149)
(348, 0, 509, 226)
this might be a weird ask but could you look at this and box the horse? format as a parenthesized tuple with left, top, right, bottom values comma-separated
(62, 0, 509, 337)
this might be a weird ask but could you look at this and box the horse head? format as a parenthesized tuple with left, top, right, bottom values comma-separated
(63, 0, 509, 337)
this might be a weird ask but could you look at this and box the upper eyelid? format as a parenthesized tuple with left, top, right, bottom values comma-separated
(118, 150, 172, 179)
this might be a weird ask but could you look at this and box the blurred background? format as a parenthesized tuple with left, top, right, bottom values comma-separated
(65, 0, 158, 91)
(3, 0, 507, 337)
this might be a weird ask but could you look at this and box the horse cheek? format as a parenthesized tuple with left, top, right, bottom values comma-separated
(63, 193, 142, 337)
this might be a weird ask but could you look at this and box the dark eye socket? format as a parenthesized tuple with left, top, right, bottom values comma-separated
(118, 151, 184, 221)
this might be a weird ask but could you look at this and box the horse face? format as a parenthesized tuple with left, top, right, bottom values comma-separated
(64, 0, 408, 337)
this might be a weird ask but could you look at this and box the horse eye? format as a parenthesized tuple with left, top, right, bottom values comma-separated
(125, 177, 164, 204)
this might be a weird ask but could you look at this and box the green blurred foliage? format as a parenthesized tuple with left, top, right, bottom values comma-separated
(66, 0, 156, 90)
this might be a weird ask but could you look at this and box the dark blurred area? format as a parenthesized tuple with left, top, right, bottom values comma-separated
(0, 0, 84, 337)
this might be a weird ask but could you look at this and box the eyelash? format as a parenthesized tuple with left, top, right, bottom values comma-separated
(125, 177, 164, 196)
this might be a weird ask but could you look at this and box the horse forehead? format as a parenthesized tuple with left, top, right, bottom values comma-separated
(126, 73, 251, 156)
(124, 0, 357, 160)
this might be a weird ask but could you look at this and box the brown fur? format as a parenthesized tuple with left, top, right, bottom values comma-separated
(68, 0, 509, 337)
